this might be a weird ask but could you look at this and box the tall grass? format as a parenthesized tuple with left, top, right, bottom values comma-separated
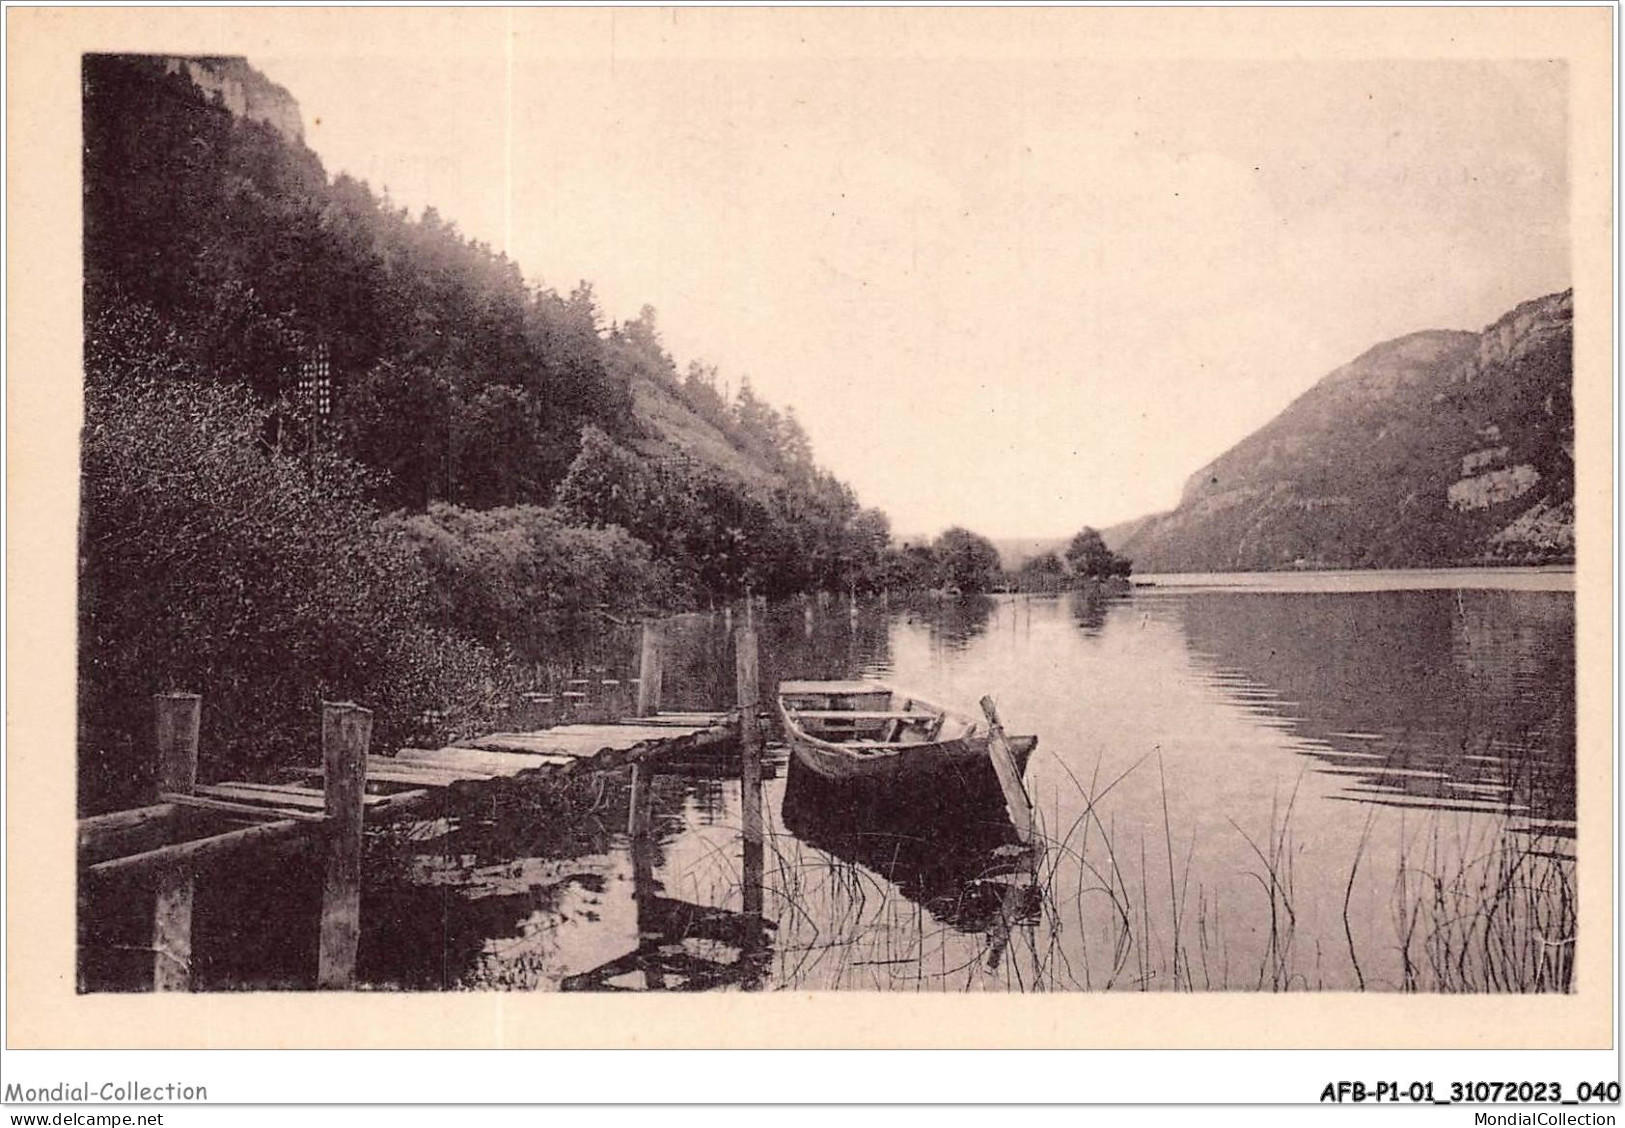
(739, 753, 1576, 993)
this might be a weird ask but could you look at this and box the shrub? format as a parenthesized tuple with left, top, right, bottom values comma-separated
(78, 350, 492, 811)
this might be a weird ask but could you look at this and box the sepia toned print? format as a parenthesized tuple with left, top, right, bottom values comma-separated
(8, 7, 1613, 1049)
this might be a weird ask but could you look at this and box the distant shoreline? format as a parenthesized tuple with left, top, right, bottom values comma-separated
(1129, 565, 1574, 594)
(1136, 562, 1574, 576)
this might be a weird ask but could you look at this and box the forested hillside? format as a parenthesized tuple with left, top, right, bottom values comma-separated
(77, 55, 891, 810)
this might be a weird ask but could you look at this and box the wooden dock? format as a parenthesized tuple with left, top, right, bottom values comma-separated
(284, 712, 737, 812)
(78, 619, 767, 992)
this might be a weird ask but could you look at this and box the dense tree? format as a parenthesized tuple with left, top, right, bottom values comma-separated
(844, 508, 895, 592)
(1065, 527, 1133, 578)
(384, 503, 674, 656)
(553, 425, 661, 534)
(681, 361, 729, 428)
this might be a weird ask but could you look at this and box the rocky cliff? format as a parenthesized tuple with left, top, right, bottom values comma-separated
(1118, 290, 1574, 572)
(161, 56, 304, 145)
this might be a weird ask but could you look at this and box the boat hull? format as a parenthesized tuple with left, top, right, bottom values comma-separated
(783, 727, 1036, 785)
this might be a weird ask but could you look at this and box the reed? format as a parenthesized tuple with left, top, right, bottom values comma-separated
(345, 740, 1574, 994)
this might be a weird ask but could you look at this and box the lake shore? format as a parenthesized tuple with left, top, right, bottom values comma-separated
(1132, 565, 1575, 593)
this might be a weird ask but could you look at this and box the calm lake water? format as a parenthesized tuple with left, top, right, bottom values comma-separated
(83, 569, 1576, 993)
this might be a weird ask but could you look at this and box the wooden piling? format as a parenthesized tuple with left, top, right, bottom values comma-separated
(627, 764, 654, 839)
(636, 621, 664, 717)
(317, 701, 371, 989)
(741, 835, 765, 971)
(735, 619, 764, 849)
(151, 692, 200, 992)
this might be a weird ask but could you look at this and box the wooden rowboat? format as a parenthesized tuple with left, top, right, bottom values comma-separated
(776, 679, 1037, 798)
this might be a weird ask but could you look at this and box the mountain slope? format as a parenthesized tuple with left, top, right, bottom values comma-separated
(629, 376, 789, 496)
(1119, 290, 1574, 572)
(83, 54, 805, 512)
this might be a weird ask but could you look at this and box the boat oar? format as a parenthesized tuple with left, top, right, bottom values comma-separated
(979, 696, 1035, 846)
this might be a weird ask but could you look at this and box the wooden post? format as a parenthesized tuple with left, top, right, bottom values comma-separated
(151, 692, 200, 992)
(735, 617, 766, 950)
(627, 764, 654, 839)
(979, 696, 1035, 846)
(741, 832, 765, 979)
(317, 701, 370, 989)
(735, 619, 764, 849)
(629, 829, 660, 989)
(635, 621, 664, 717)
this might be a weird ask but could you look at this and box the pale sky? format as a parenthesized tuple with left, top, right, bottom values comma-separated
(256, 43, 1568, 540)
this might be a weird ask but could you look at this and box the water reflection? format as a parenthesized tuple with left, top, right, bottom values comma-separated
(560, 831, 771, 992)
(1067, 586, 1114, 634)
(778, 757, 1033, 933)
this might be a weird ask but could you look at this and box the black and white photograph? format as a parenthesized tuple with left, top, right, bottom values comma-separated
(5, 4, 1615, 1087)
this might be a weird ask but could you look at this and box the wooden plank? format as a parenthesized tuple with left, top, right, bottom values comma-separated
(152, 692, 200, 992)
(397, 746, 571, 775)
(78, 804, 177, 866)
(524, 723, 678, 737)
(84, 819, 311, 883)
(219, 780, 391, 804)
(195, 783, 385, 810)
(785, 710, 938, 723)
(552, 723, 728, 741)
(534, 725, 715, 744)
(625, 710, 729, 720)
(429, 745, 577, 769)
(200, 780, 336, 798)
(367, 756, 497, 781)
(495, 734, 681, 760)
(464, 730, 647, 752)
(363, 765, 482, 787)
(160, 792, 326, 824)
(293, 760, 494, 787)
(318, 702, 370, 990)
